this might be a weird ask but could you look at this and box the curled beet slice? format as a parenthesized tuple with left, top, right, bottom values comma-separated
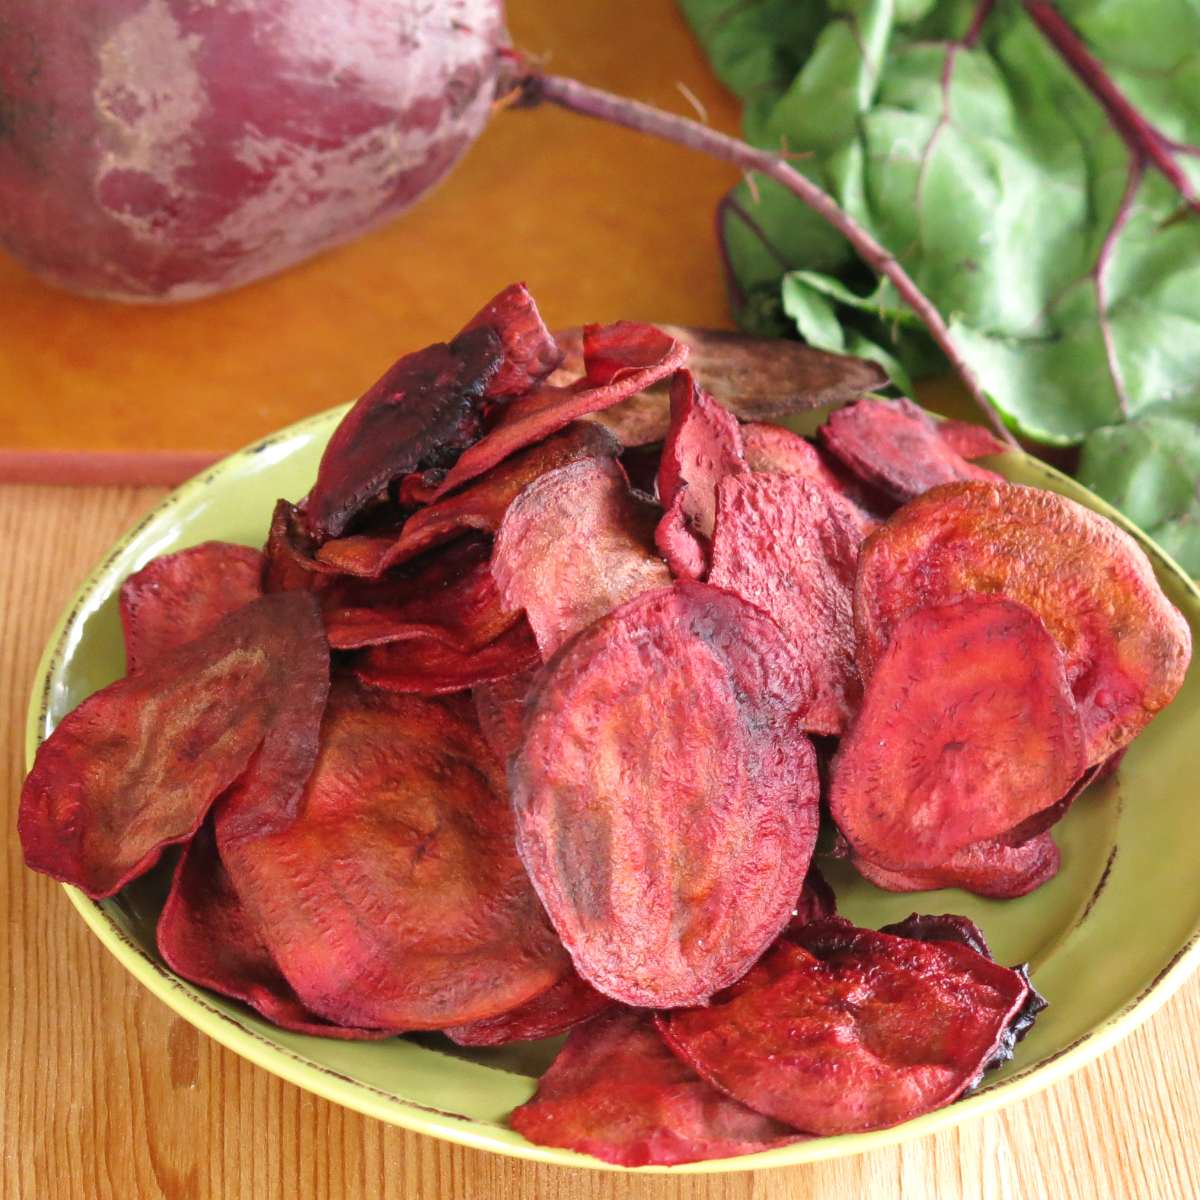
(831, 597, 1085, 871)
(217, 681, 570, 1031)
(458, 282, 562, 399)
(880, 912, 991, 957)
(158, 820, 388, 1039)
(20, 592, 328, 899)
(426, 322, 687, 501)
(820, 398, 999, 503)
(511, 582, 818, 1008)
(853, 831, 1061, 899)
(510, 1009, 798, 1166)
(855, 480, 1192, 763)
(658, 923, 1031, 1136)
(654, 490, 709, 581)
(491, 456, 670, 660)
(708, 474, 862, 735)
(120, 542, 264, 673)
(444, 970, 613, 1047)
(263, 500, 341, 593)
(784, 867, 838, 937)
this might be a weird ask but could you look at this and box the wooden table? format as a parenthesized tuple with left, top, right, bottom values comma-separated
(3, 482, 1200, 1200)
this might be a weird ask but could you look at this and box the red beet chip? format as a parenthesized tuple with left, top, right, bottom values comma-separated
(853, 831, 1061, 899)
(19, 592, 328, 899)
(473, 665, 540, 762)
(216, 681, 570, 1031)
(119, 542, 264, 673)
(158, 820, 388, 1040)
(491, 456, 670, 660)
(820, 397, 999, 503)
(444, 970, 613, 1047)
(658, 923, 1031, 1136)
(316, 423, 620, 578)
(831, 596, 1085, 872)
(708, 474, 862, 735)
(511, 582, 819, 1008)
(654, 490, 709, 581)
(936, 419, 1008, 461)
(426, 322, 687, 501)
(509, 1009, 798, 1166)
(783, 866, 838, 937)
(855, 480, 1192, 763)
(458, 282, 562, 400)
(879, 912, 991, 957)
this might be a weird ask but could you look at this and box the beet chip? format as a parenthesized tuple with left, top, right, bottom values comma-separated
(709, 474, 862, 735)
(458, 282, 562, 399)
(263, 500, 341, 593)
(216, 682, 570, 1030)
(120, 542, 264, 673)
(831, 597, 1085, 871)
(510, 1010, 798, 1166)
(784, 867, 838, 937)
(853, 832, 1061, 899)
(426, 322, 687, 501)
(820, 398, 999, 503)
(855, 480, 1193, 762)
(473, 665, 540, 762)
(491, 457, 671, 660)
(158, 821, 388, 1039)
(880, 912, 992, 957)
(511, 582, 819, 1008)
(316, 423, 620, 578)
(654, 490, 709, 581)
(937, 419, 1007, 461)
(20, 592, 327, 899)
(445, 970, 613, 1047)
(658, 924, 1031, 1136)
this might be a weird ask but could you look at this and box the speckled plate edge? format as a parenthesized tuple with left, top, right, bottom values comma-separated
(23, 403, 1200, 1175)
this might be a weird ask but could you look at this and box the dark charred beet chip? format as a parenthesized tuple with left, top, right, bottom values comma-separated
(425, 322, 687, 501)
(355, 619, 540, 696)
(936, 419, 1008, 461)
(473, 665, 540, 762)
(263, 500, 342, 593)
(457, 282, 562, 399)
(19, 592, 328, 899)
(511, 582, 819, 1008)
(880, 912, 992, 958)
(120, 542, 264, 673)
(315, 423, 620, 578)
(852, 831, 1061, 899)
(491, 456, 671, 660)
(831, 596, 1086, 871)
(216, 681, 571, 1031)
(158, 820, 389, 1039)
(510, 1009, 798, 1166)
(444, 970, 613, 1047)
(658, 922, 1031, 1136)
(820, 398, 999, 503)
(708, 474, 862, 735)
(854, 480, 1192, 763)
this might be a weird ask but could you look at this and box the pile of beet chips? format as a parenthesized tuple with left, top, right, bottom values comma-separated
(20, 286, 1192, 1165)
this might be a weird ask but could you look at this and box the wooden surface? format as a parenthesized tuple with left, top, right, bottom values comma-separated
(3, 482, 1200, 1200)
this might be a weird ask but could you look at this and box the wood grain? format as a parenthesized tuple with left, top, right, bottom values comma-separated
(3, 483, 1199, 1200)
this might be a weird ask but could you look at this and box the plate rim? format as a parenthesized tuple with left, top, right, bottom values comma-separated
(24, 402, 1200, 1175)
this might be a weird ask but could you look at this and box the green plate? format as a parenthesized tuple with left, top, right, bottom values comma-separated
(25, 405, 1200, 1173)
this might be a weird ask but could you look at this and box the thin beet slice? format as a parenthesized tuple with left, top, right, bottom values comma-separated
(658, 923, 1031, 1136)
(936, 419, 1007, 461)
(855, 480, 1193, 763)
(852, 831, 1061, 899)
(120, 542, 264, 673)
(784, 867, 838, 937)
(999, 760, 1106, 847)
(19, 592, 327, 899)
(445, 970, 613, 1047)
(425, 322, 687, 501)
(511, 582, 818, 1008)
(654, 490, 709, 581)
(510, 1009, 798, 1166)
(880, 912, 991, 957)
(217, 681, 570, 1031)
(263, 500, 341, 593)
(491, 457, 671, 660)
(820, 398, 999, 503)
(158, 820, 389, 1039)
(831, 597, 1085, 871)
(458, 282, 562, 399)
(708, 474, 862, 735)
(316, 423, 620, 578)
(473, 665, 540, 762)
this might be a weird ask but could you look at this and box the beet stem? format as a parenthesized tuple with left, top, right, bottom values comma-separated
(514, 70, 1018, 446)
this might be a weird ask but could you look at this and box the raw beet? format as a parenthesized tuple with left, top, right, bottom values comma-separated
(491, 456, 670, 659)
(119, 541, 264, 672)
(855, 480, 1193, 763)
(216, 681, 571, 1031)
(19, 592, 328, 899)
(0, 0, 508, 301)
(708, 473, 862, 735)
(444, 970, 612, 1047)
(509, 1009, 798, 1166)
(819, 398, 1000, 503)
(831, 596, 1086, 871)
(658, 923, 1031, 1136)
(511, 582, 819, 1008)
